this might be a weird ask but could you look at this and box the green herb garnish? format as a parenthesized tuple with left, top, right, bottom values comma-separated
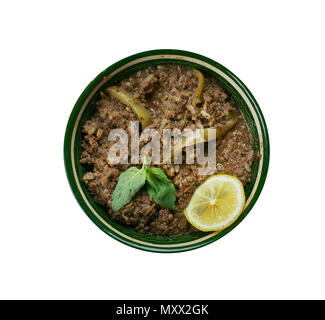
(145, 167, 176, 210)
(112, 159, 176, 211)
(112, 162, 147, 212)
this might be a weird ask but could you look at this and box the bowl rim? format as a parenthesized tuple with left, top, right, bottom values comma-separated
(64, 49, 270, 253)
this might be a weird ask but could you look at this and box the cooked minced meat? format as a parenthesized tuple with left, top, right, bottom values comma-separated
(80, 65, 254, 236)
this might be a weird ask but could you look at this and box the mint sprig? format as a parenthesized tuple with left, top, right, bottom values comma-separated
(112, 160, 176, 211)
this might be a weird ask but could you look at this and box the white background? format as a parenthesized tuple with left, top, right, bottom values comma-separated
(1, 0, 324, 300)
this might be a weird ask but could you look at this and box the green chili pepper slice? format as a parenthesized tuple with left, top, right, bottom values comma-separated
(192, 69, 205, 107)
(105, 86, 153, 129)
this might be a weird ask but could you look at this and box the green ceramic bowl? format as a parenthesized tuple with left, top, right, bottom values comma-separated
(64, 49, 270, 253)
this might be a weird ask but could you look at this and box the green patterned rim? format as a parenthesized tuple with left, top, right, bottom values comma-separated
(64, 49, 270, 253)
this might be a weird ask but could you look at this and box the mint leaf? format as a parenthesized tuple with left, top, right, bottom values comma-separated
(112, 163, 147, 211)
(112, 161, 176, 212)
(145, 167, 176, 210)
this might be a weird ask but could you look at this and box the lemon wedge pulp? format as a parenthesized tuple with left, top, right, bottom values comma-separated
(184, 175, 245, 232)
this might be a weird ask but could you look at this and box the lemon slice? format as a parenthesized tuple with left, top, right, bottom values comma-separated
(184, 175, 245, 231)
